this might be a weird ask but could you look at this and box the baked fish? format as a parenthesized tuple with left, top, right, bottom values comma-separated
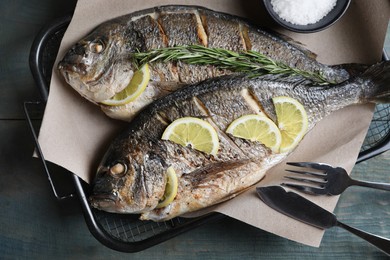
(89, 61, 390, 221)
(58, 5, 349, 121)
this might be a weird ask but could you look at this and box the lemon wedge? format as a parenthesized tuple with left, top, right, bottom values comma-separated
(156, 166, 178, 209)
(161, 117, 220, 155)
(226, 114, 282, 152)
(101, 64, 150, 106)
(273, 96, 308, 153)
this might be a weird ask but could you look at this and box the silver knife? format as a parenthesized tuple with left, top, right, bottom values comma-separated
(256, 186, 390, 255)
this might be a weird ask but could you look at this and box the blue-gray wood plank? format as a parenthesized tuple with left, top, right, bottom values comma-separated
(1, 0, 389, 258)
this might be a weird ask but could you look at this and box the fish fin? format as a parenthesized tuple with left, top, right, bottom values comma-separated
(269, 31, 318, 60)
(259, 73, 312, 86)
(157, 81, 186, 92)
(208, 177, 264, 206)
(361, 61, 390, 103)
(182, 160, 250, 187)
(182, 159, 263, 203)
(285, 40, 318, 60)
(331, 63, 369, 77)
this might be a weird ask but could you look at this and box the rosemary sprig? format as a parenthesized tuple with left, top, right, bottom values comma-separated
(132, 45, 330, 84)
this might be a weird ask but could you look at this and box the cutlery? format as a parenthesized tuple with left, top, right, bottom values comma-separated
(256, 186, 390, 255)
(282, 162, 390, 195)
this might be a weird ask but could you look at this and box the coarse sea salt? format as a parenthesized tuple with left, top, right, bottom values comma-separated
(270, 0, 337, 26)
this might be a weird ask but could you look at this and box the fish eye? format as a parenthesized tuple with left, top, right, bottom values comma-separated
(89, 39, 105, 54)
(109, 161, 127, 177)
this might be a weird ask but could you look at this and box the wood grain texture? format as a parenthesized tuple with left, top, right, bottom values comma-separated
(0, 0, 389, 258)
(0, 0, 77, 119)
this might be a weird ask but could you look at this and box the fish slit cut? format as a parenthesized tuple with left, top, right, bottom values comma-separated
(156, 113, 170, 125)
(155, 13, 169, 47)
(194, 10, 208, 47)
(192, 96, 213, 118)
(240, 88, 267, 116)
(199, 14, 209, 44)
(239, 23, 251, 51)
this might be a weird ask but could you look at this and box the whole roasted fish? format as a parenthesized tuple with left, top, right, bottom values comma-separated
(90, 61, 390, 221)
(58, 5, 349, 121)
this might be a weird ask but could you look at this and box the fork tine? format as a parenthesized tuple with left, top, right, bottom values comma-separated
(284, 176, 326, 185)
(285, 169, 326, 177)
(281, 183, 328, 195)
(287, 162, 334, 171)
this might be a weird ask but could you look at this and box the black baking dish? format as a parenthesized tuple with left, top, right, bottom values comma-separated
(25, 15, 390, 252)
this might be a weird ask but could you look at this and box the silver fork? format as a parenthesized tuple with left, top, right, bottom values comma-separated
(282, 162, 390, 195)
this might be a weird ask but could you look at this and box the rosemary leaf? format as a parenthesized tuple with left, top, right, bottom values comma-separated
(132, 45, 330, 84)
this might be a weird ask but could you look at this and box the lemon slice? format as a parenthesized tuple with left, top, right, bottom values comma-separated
(226, 114, 282, 152)
(273, 96, 308, 153)
(161, 117, 219, 155)
(101, 64, 150, 106)
(156, 166, 178, 209)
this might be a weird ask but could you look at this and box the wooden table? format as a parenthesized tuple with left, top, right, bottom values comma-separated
(1, 1, 389, 258)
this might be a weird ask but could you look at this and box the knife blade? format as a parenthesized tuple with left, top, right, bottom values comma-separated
(256, 186, 336, 229)
(256, 186, 390, 255)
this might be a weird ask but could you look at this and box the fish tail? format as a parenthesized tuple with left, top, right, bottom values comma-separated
(360, 61, 390, 103)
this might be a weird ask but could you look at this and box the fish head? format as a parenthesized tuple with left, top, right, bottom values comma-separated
(58, 22, 143, 103)
(90, 139, 167, 214)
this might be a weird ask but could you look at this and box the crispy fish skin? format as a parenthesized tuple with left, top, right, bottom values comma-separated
(89, 62, 390, 221)
(58, 5, 349, 121)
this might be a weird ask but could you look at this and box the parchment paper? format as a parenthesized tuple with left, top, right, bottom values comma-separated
(37, 0, 390, 247)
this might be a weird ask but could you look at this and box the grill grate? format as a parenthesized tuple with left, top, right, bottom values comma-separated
(361, 104, 390, 151)
(93, 209, 186, 242)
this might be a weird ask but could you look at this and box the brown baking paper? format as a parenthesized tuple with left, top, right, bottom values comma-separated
(37, 0, 389, 247)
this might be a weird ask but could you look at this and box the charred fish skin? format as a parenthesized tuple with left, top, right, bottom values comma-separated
(58, 5, 350, 121)
(90, 62, 390, 221)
